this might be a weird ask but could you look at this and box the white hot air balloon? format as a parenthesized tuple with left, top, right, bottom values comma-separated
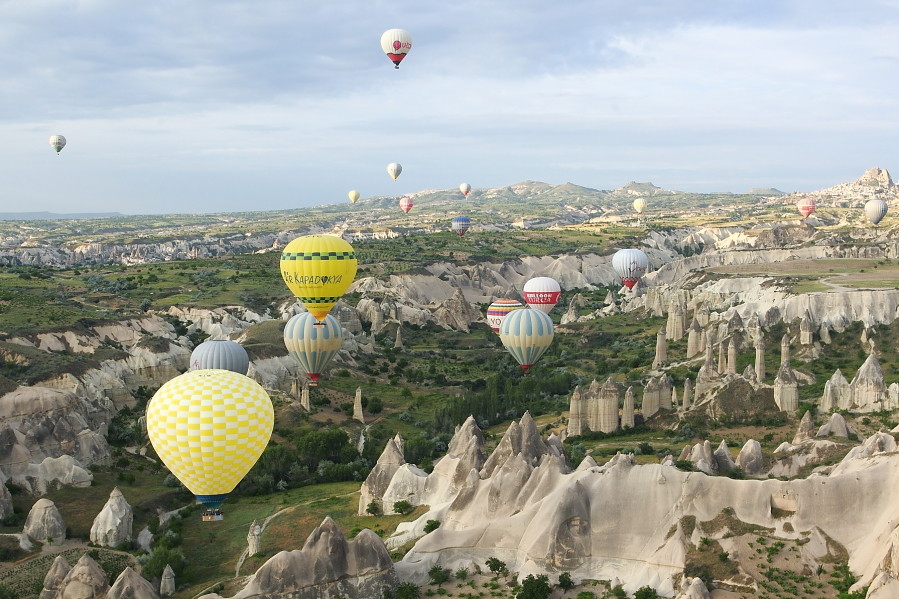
(611, 248, 649, 290)
(348, 190, 360, 204)
(460, 183, 471, 197)
(522, 277, 562, 314)
(499, 308, 555, 374)
(633, 198, 647, 215)
(380, 29, 413, 69)
(189, 340, 250, 375)
(49, 135, 66, 154)
(865, 199, 888, 225)
(387, 163, 402, 180)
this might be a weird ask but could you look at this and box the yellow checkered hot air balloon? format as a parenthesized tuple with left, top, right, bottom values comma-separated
(146, 369, 274, 515)
(280, 235, 358, 323)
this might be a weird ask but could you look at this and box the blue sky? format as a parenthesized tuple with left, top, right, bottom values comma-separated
(0, 0, 897, 214)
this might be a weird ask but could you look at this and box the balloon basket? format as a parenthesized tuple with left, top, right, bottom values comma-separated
(201, 509, 224, 522)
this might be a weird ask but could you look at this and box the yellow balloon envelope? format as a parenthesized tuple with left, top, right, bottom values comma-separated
(146, 369, 274, 507)
(280, 235, 358, 321)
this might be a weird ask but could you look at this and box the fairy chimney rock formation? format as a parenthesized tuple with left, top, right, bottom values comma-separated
(792, 411, 815, 444)
(817, 412, 851, 439)
(622, 387, 635, 428)
(597, 378, 620, 433)
(781, 333, 791, 364)
(696, 302, 711, 327)
(567, 386, 585, 437)
(659, 375, 673, 410)
(24, 498, 66, 545)
(481, 411, 547, 476)
(561, 301, 579, 325)
(221, 517, 395, 599)
(394, 326, 403, 349)
(301, 382, 311, 411)
(726, 339, 738, 375)
(40, 555, 71, 599)
(755, 337, 766, 382)
(160, 564, 176, 597)
(652, 328, 667, 369)
(686, 318, 704, 358)
(56, 554, 109, 599)
(774, 363, 799, 412)
(642, 377, 660, 419)
(850, 353, 887, 411)
(604, 289, 617, 305)
(746, 313, 762, 344)
(89, 486, 133, 548)
(358, 436, 405, 515)
(248, 519, 263, 556)
(353, 387, 364, 424)
(800, 313, 814, 345)
(682, 379, 693, 410)
(717, 341, 726, 375)
(666, 300, 685, 341)
(736, 439, 765, 475)
(107, 567, 160, 599)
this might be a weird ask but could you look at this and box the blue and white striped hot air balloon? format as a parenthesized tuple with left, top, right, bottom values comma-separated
(284, 312, 343, 386)
(865, 199, 888, 225)
(189, 339, 250, 375)
(498, 307, 554, 374)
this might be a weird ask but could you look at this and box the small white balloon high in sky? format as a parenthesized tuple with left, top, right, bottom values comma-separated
(380, 28, 413, 69)
(49, 135, 66, 154)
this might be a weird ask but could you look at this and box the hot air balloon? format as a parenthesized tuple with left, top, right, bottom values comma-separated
(399, 196, 414, 213)
(284, 312, 343, 386)
(451, 216, 470, 237)
(633, 198, 647, 215)
(146, 369, 274, 517)
(522, 277, 562, 314)
(612, 248, 649, 290)
(387, 163, 402, 180)
(865, 199, 888, 225)
(348, 190, 360, 204)
(49, 135, 66, 154)
(280, 235, 358, 323)
(189, 339, 249, 374)
(499, 308, 554, 373)
(380, 29, 413, 69)
(486, 298, 523, 333)
(796, 197, 816, 219)
(460, 183, 471, 197)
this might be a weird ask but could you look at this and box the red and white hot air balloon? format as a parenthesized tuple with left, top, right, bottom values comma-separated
(399, 196, 414, 214)
(459, 183, 471, 197)
(611, 248, 649, 290)
(796, 197, 816, 219)
(522, 277, 561, 314)
(380, 29, 413, 69)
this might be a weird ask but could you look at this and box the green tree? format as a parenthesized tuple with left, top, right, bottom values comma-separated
(485, 557, 508, 576)
(395, 582, 421, 599)
(558, 572, 574, 591)
(517, 574, 551, 599)
(393, 500, 414, 515)
(634, 586, 659, 599)
(366, 501, 381, 516)
(428, 565, 451, 587)
(423, 519, 440, 533)
(141, 547, 186, 581)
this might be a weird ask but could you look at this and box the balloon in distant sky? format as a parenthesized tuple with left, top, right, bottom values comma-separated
(796, 197, 816, 219)
(633, 198, 647, 215)
(499, 308, 554, 373)
(146, 369, 273, 510)
(280, 235, 358, 323)
(387, 163, 402, 180)
(486, 298, 523, 333)
(380, 29, 413, 69)
(49, 135, 66, 154)
(612, 248, 649, 290)
(522, 277, 562, 314)
(399, 196, 414, 213)
(348, 190, 360, 204)
(451, 216, 470, 237)
(284, 312, 343, 387)
(189, 340, 249, 375)
(460, 183, 471, 197)
(864, 199, 888, 225)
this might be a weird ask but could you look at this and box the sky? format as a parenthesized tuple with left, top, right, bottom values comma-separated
(0, 0, 898, 215)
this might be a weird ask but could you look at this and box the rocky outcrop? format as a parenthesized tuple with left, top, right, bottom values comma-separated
(107, 567, 160, 599)
(205, 517, 395, 599)
(90, 487, 133, 548)
(160, 564, 176, 597)
(23, 498, 66, 545)
(39, 555, 71, 599)
(358, 436, 406, 515)
(792, 411, 815, 444)
(54, 553, 109, 598)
